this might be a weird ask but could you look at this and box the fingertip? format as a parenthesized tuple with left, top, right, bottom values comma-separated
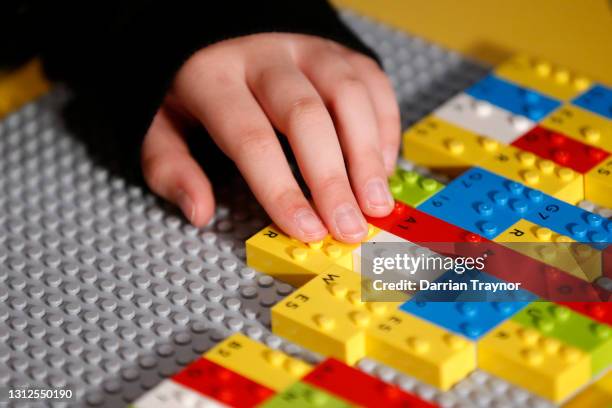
(330, 203, 369, 243)
(292, 208, 328, 242)
(178, 189, 216, 227)
(359, 177, 394, 219)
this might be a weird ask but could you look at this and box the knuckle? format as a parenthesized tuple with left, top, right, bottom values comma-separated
(381, 109, 401, 129)
(235, 129, 275, 159)
(268, 188, 305, 213)
(333, 76, 367, 99)
(141, 153, 173, 189)
(316, 173, 349, 193)
(286, 96, 325, 129)
(350, 53, 380, 71)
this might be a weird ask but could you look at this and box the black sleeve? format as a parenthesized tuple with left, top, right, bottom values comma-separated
(1, 1, 375, 180)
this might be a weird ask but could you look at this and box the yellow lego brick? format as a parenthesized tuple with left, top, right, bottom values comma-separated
(478, 320, 591, 402)
(402, 116, 480, 176)
(495, 219, 602, 282)
(495, 55, 592, 100)
(403, 116, 584, 203)
(563, 369, 612, 408)
(367, 311, 476, 390)
(271, 265, 397, 365)
(543, 105, 612, 154)
(479, 144, 584, 204)
(246, 225, 377, 287)
(0, 59, 50, 118)
(204, 333, 312, 391)
(585, 157, 612, 208)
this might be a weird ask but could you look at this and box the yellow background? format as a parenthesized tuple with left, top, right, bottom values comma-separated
(333, 0, 612, 83)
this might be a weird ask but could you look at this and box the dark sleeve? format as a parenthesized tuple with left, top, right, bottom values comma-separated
(4, 1, 375, 180)
(44, 2, 373, 138)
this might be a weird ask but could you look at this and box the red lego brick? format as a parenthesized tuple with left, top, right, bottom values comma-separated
(541, 266, 606, 302)
(557, 302, 612, 326)
(605, 245, 612, 280)
(303, 358, 437, 408)
(512, 125, 609, 173)
(462, 240, 606, 302)
(173, 357, 275, 408)
(366, 200, 482, 256)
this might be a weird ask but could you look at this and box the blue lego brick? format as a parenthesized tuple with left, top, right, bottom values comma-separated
(466, 74, 561, 121)
(572, 84, 612, 119)
(400, 269, 536, 340)
(524, 193, 612, 248)
(417, 167, 546, 239)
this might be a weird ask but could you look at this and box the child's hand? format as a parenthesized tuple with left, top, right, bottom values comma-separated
(141, 33, 400, 243)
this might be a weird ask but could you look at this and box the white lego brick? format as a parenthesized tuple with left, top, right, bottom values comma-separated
(352, 229, 408, 273)
(133, 379, 230, 408)
(435, 93, 535, 144)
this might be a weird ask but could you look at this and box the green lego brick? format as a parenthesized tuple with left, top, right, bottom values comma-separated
(512, 302, 612, 376)
(389, 168, 444, 207)
(258, 382, 353, 408)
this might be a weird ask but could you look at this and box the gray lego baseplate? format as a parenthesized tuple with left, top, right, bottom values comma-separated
(1, 8, 603, 408)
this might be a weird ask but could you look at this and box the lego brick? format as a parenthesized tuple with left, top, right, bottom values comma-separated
(358, 359, 556, 408)
(434, 92, 535, 144)
(389, 168, 444, 207)
(403, 116, 584, 203)
(542, 104, 612, 154)
(401, 115, 482, 175)
(418, 167, 544, 239)
(258, 381, 352, 408)
(365, 200, 484, 264)
(578, 199, 612, 219)
(133, 379, 229, 408)
(585, 157, 612, 209)
(173, 358, 275, 408)
(558, 302, 612, 326)
(478, 145, 584, 205)
(522, 192, 612, 247)
(400, 270, 534, 340)
(246, 224, 376, 287)
(563, 369, 612, 408)
(512, 302, 612, 375)
(474, 235, 605, 302)
(204, 333, 312, 392)
(367, 309, 476, 390)
(352, 228, 406, 275)
(512, 125, 609, 174)
(573, 84, 612, 120)
(271, 265, 397, 365)
(466, 74, 561, 121)
(478, 320, 591, 402)
(495, 218, 602, 282)
(495, 55, 592, 100)
(303, 358, 436, 408)
(0, 59, 50, 118)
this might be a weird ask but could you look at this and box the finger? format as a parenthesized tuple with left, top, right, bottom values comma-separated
(141, 106, 215, 226)
(299, 48, 394, 217)
(345, 51, 401, 174)
(174, 58, 327, 242)
(249, 63, 369, 243)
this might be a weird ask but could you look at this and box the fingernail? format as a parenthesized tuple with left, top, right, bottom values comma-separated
(333, 203, 367, 240)
(365, 178, 394, 211)
(294, 208, 326, 239)
(177, 190, 196, 224)
(383, 147, 397, 173)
